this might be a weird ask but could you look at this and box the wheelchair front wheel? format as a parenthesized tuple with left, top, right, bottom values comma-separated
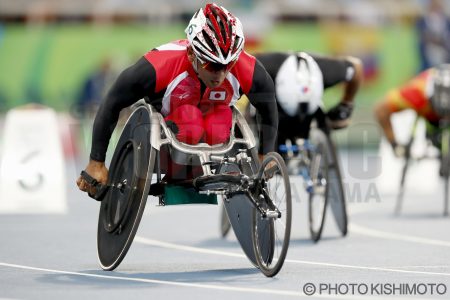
(252, 152, 292, 277)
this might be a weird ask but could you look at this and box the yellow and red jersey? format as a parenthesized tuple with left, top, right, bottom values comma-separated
(384, 69, 440, 123)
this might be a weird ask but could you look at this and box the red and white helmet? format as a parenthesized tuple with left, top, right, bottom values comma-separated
(185, 3, 245, 65)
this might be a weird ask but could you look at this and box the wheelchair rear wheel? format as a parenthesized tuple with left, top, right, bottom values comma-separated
(97, 105, 156, 270)
(325, 132, 348, 236)
(308, 128, 329, 242)
(441, 129, 450, 216)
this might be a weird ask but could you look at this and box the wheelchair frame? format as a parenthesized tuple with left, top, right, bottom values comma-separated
(96, 101, 292, 277)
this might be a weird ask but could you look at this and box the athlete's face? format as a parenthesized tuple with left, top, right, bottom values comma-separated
(188, 48, 235, 88)
(196, 61, 228, 88)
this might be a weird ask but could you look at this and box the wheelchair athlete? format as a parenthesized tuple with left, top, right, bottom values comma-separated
(76, 3, 278, 197)
(255, 51, 363, 148)
(375, 64, 450, 157)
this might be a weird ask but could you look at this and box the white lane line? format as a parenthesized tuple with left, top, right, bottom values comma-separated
(0, 262, 300, 297)
(349, 223, 450, 247)
(0, 263, 434, 300)
(135, 236, 450, 277)
(134, 236, 245, 258)
(394, 266, 450, 269)
(285, 260, 450, 277)
(0, 262, 390, 300)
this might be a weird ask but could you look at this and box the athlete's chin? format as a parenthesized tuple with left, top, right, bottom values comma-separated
(208, 80, 222, 88)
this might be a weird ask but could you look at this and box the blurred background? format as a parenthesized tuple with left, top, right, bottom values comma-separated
(0, 0, 449, 150)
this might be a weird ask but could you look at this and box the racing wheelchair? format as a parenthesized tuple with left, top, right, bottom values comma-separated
(277, 109, 348, 242)
(395, 116, 450, 217)
(395, 65, 450, 217)
(220, 107, 347, 242)
(88, 101, 292, 277)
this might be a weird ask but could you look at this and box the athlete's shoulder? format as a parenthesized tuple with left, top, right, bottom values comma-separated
(417, 69, 433, 80)
(235, 51, 256, 68)
(231, 51, 257, 93)
(144, 40, 191, 92)
(407, 69, 432, 91)
(144, 39, 189, 63)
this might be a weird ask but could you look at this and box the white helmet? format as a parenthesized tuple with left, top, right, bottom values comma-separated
(275, 52, 324, 117)
(185, 3, 245, 65)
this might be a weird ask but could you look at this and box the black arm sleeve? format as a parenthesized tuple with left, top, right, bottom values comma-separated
(254, 52, 290, 81)
(310, 54, 354, 89)
(247, 59, 278, 154)
(90, 57, 156, 162)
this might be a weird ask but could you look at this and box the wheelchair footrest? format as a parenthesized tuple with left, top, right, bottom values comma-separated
(164, 185, 218, 205)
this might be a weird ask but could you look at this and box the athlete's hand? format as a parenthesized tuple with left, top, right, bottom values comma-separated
(77, 160, 109, 195)
(327, 102, 354, 129)
(391, 142, 407, 158)
(259, 154, 277, 178)
(258, 154, 264, 163)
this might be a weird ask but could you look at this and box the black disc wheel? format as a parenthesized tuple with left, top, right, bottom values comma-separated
(97, 105, 155, 270)
(325, 132, 348, 236)
(308, 128, 329, 242)
(441, 130, 450, 216)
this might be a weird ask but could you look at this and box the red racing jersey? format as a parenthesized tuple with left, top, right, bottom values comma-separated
(144, 39, 256, 116)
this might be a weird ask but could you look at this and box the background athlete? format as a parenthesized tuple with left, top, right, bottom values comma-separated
(375, 64, 450, 162)
(254, 51, 363, 147)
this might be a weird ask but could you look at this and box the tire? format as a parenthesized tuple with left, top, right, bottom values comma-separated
(441, 129, 450, 216)
(395, 154, 411, 215)
(308, 128, 329, 242)
(325, 132, 348, 236)
(97, 105, 156, 270)
(444, 176, 449, 217)
(220, 204, 231, 238)
(252, 152, 292, 277)
(395, 116, 420, 216)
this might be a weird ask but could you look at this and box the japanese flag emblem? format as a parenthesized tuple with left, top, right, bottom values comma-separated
(209, 91, 226, 101)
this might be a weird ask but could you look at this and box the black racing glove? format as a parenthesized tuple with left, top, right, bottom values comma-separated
(327, 102, 354, 129)
(165, 120, 179, 134)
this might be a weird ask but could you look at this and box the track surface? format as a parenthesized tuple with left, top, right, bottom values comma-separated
(1, 150, 450, 299)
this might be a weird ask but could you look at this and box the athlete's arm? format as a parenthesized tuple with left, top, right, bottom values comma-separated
(247, 60, 278, 154)
(254, 52, 290, 81)
(312, 54, 363, 128)
(77, 57, 156, 193)
(374, 71, 429, 149)
(374, 98, 409, 157)
(90, 57, 157, 162)
(374, 100, 396, 146)
(312, 54, 363, 104)
(339, 56, 363, 105)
